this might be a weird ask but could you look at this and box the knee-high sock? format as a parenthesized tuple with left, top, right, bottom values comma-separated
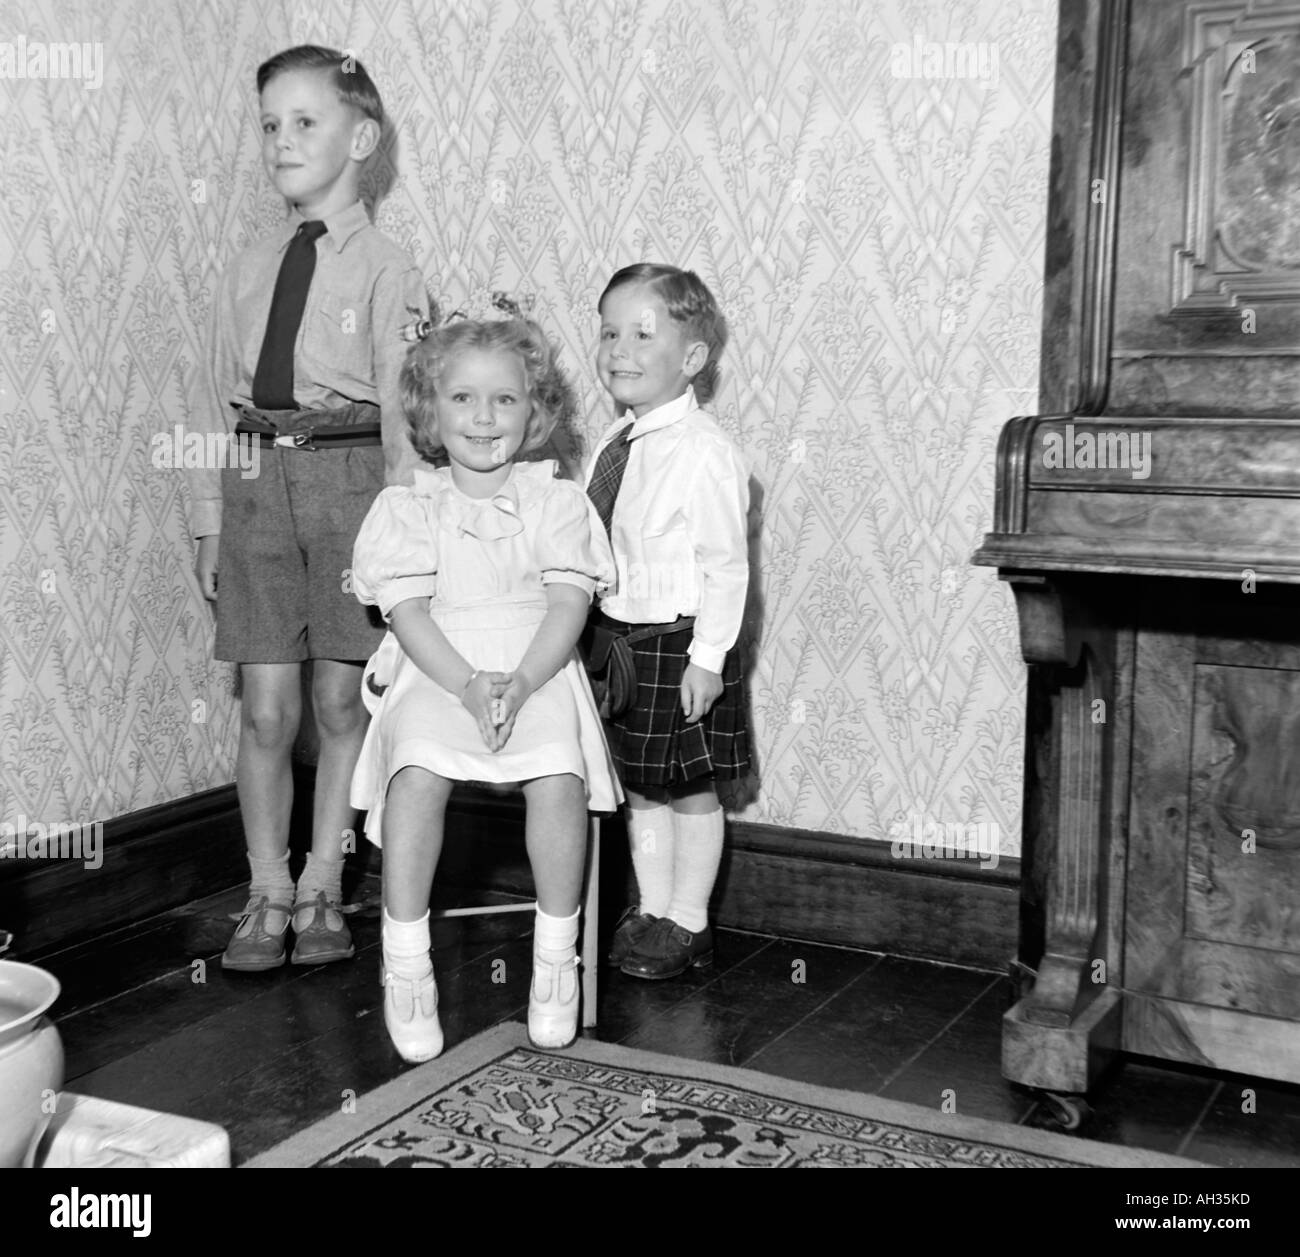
(666, 807, 724, 933)
(382, 908, 432, 980)
(626, 802, 676, 917)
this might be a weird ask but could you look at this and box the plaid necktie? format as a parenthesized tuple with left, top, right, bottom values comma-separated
(587, 425, 633, 536)
(251, 220, 328, 410)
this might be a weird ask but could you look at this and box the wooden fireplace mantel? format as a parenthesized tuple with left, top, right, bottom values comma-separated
(976, 414, 1300, 583)
(976, 0, 1300, 1098)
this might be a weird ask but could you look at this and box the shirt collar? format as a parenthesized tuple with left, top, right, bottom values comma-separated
(275, 199, 371, 255)
(625, 387, 697, 440)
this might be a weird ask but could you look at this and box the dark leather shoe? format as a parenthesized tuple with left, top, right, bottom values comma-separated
(620, 917, 713, 980)
(222, 895, 290, 971)
(607, 906, 657, 967)
(290, 891, 355, 965)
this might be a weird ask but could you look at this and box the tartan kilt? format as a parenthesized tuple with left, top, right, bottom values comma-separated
(599, 618, 751, 788)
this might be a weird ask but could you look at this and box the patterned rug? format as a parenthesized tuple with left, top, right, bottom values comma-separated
(247, 1023, 1203, 1169)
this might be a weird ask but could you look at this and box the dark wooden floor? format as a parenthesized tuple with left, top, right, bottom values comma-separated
(25, 874, 1300, 1168)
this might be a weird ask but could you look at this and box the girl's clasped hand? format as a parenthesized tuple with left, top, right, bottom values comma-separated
(461, 669, 532, 751)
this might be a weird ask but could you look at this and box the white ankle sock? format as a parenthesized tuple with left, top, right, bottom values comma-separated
(666, 808, 724, 933)
(296, 851, 343, 905)
(533, 906, 579, 961)
(627, 803, 676, 917)
(382, 908, 432, 980)
(247, 851, 294, 905)
(530, 906, 580, 1046)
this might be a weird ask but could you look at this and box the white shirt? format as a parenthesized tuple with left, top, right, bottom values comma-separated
(584, 388, 749, 674)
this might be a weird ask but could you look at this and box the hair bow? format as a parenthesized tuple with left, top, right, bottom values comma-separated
(400, 291, 537, 343)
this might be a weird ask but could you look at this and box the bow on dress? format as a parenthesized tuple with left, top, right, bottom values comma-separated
(443, 486, 525, 541)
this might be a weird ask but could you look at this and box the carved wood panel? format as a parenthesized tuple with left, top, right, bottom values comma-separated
(1128, 594, 1300, 1034)
(1172, 3, 1300, 313)
(1109, 0, 1300, 412)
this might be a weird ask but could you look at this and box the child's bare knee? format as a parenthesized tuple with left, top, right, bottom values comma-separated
(670, 781, 720, 814)
(522, 772, 584, 802)
(626, 784, 669, 808)
(312, 685, 365, 737)
(388, 765, 452, 803)
(241, 700, 298, 750)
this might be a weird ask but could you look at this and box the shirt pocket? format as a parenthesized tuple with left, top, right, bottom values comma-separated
(306, 288, 374, 393)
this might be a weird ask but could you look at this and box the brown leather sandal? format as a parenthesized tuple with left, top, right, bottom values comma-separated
(221, 895, 291, 971)
(290, 891, 356, 965)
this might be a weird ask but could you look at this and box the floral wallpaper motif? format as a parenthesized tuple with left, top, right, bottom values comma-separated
(0, 0, 1053, 855)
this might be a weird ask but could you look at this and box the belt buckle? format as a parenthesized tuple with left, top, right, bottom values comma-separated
(274, 428, 315, 451)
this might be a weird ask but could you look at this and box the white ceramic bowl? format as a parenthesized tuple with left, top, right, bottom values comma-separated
(0, 960, 62, 1049)
(0, 961, 64, 1167)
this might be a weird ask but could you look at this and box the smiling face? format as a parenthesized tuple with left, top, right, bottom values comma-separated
(434, 347, 533, 495)
(259, 67, 376, 218)
(597, 283, 707, 418)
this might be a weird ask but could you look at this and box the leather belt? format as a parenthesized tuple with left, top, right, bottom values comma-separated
(234, 416, 381, 451)
(583, 615, 696, 718)
(595, 613, 696, 640)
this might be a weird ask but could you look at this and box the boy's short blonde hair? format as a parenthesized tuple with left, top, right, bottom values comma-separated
(401, 319, 570, 463)
(256, 44, 384, 125)
(598, 263, 728, 403)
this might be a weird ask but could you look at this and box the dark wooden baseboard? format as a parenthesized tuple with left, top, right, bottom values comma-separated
(431, 798, 1020, 970)
(1, 786, 248, 959)
(4, 782, 1019, 971)
(717, 821, 1018, 969)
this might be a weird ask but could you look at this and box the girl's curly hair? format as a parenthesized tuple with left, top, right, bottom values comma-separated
(400, 318, 570, 464)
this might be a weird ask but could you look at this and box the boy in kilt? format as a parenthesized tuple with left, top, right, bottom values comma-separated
(584, 264, 751, 980)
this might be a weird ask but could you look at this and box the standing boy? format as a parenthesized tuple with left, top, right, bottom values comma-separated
(586, 264, 752, 979)
(189, 45, 427, 970)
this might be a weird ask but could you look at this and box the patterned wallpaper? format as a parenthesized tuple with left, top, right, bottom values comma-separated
(0, 0, 1054, 855)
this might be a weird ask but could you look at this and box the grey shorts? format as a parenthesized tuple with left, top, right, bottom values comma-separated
(213, 406, 385, 664)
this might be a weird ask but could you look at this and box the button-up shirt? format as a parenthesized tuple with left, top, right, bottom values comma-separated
(584, 388, 749, 674)
(188, 199, 427, 538)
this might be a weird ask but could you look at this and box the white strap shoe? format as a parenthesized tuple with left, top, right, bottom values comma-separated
(528, 951, 580, 1049)
(382, 965, 444, 1062)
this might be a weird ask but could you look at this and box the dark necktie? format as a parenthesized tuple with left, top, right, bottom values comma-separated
(587, 425, 633, 536)
(251, 219, 328, 410)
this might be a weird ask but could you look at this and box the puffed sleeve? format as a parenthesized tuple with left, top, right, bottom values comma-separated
(351, 486, 440, 618)
(534, 479, 616, 599)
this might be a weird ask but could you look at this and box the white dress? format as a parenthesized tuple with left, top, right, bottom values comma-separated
(349, 461, 623, 846)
